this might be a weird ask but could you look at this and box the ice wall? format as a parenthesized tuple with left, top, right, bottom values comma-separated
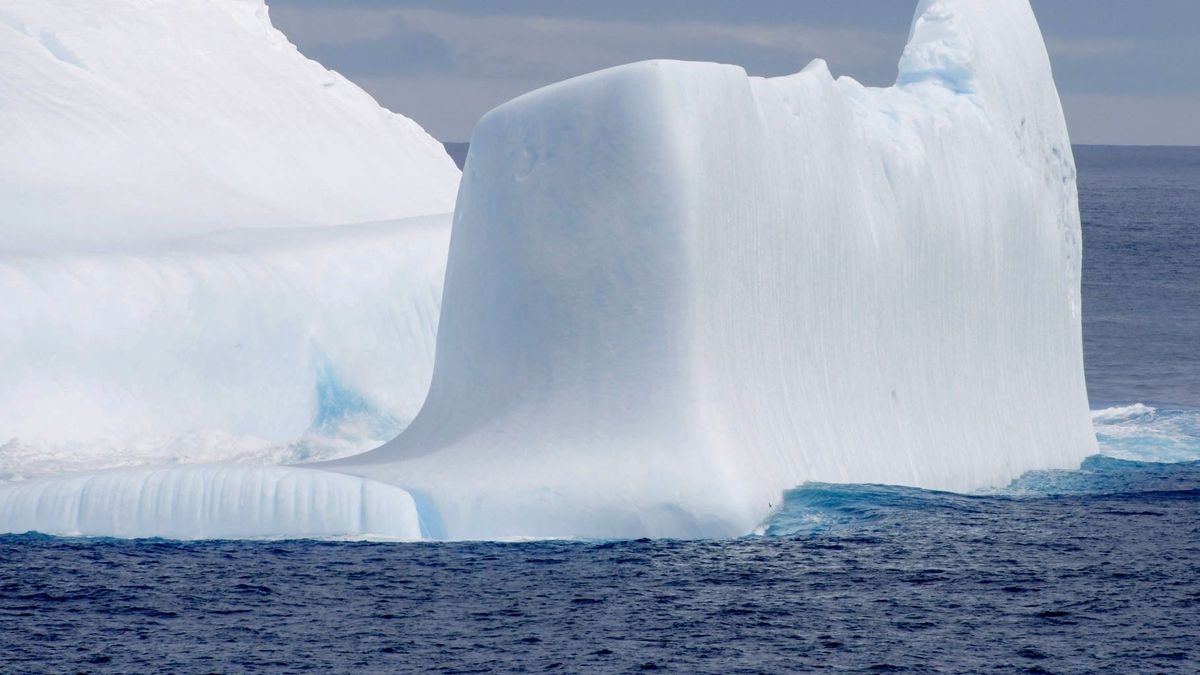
(0, 0, 459, 250)
(333, 0, 1096, 538)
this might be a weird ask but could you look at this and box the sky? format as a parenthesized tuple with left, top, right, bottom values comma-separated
(268, 1, 1200, 146)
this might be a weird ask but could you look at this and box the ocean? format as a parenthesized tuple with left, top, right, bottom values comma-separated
(1, 145, 1197, 673)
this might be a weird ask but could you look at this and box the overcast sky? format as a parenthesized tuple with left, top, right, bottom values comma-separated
(268, 1, 1200, 145)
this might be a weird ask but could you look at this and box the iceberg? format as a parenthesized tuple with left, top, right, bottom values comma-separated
(0, 0, 1098, 540)
(0, 0, 458, 475)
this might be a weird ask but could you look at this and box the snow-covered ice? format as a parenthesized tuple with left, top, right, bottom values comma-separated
(1, 0, 1098, 540)
(0, 0, 459, 250)
(0, 0, 458, 477)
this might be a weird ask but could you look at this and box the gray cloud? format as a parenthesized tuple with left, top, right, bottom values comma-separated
(270, 1, 917, 29)
(298, 15, 455, 76)
(268, 0, 1200, 144)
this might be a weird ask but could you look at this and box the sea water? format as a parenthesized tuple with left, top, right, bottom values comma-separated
(1, 145, 1197, 672)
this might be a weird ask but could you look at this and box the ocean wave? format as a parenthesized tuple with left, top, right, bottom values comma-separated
(1091, 403, 1200, 463)
(759, 456, 1200, 538)
(758, 404, 1200, 538)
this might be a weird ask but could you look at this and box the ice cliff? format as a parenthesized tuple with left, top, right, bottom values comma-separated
(0, 0, 1098, 540)
(332, 0, 1096, 538)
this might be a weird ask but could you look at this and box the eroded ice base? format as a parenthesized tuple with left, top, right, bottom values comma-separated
(0, 465, 421, 540)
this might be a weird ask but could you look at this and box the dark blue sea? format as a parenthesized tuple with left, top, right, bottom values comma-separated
(2, 145, 1198, 673)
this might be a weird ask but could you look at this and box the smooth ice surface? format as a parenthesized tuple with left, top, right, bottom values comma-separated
(0, 465, 421, 540)
(0, 0, 459, 250)
(0, 216, 450, 481)
(335, 0, 1097, 539)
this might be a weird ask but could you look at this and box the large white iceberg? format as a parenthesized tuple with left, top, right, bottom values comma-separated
(0, 0, 1098, 540)
(0, 0, 458, 475)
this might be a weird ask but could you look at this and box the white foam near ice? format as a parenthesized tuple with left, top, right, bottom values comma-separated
(1, 0, 1100, 540)
(1091, 404, 1200, 464)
